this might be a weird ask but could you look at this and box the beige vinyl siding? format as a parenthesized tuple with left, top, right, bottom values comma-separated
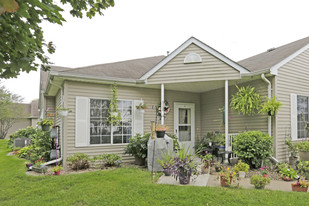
(63, 81, 201, 162)
(147, 44, 241, 84)
(276, 48, 309, 161)
(201, 79, 268, 136)
(44, 97, 55, 117)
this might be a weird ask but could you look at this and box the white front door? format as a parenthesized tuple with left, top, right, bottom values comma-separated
(174, 103, 195, 151)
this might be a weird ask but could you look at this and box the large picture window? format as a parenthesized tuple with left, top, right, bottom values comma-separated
(297, 95, 308, 139)
(89, 99, 132, 145)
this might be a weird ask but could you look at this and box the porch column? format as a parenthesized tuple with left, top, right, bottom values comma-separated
(225, 80, 229, 154)
(161, 84, 164, 125)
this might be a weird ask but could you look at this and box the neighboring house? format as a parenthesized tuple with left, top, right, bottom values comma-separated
(39, 36, 309, 165)
(5, 100, 39, 139)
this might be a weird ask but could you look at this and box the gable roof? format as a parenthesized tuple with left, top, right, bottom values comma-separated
(238, 36, 309, 74)
(140, 37, 250, 80)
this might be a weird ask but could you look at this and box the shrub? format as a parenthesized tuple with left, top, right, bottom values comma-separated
(67, 153, 90, 170)
(17, 146, 32, 159)
(297, 160, 309, 176)
(279, 167, 298, 179)
(232, 131, 273, 168)
(124, 133, 150, 159)
(101, 153, 122, 167)
(7, 126, 37, 149)
(233, 160, 250, 173)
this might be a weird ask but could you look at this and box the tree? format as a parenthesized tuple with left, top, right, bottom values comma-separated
(0, 0, 114, 78)
(0, 84, 27, 139)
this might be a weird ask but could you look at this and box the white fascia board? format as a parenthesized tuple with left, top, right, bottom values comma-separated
(270, 43, 309, 75)
(49, 71, 139, 85)
(140, 37, 250, 80)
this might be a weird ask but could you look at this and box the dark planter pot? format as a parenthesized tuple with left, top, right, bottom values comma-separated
(163, 168, 172, 176)
(26, 163, 33, 169)
(215, 166, 222, 172)
(156, 131, 165, 138)
(134, 156, 145, 166)
(289, 157, 297, 168)
(292, 184, 308, 192)
(42, 125, 51, 131)
(179, 168, 191, 185)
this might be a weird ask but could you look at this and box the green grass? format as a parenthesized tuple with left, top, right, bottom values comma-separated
(0, 139, 309, 206)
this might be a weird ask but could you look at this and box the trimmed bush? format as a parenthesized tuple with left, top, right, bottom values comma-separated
(233, 131, 273, 168)
(67, 153, 90, 170)
(124, 133, 150, 160)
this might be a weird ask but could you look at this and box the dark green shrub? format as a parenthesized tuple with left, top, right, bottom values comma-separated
(17, 146, 33, 159)
(232, 131, 273, 168)
(124, 133, 150, 160)
(8, 126, 37, 149)
(101, 153, 122, 167)
(67, 153, 90, 170)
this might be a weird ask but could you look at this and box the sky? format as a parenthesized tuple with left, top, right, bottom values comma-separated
(3, 0, 309, 103)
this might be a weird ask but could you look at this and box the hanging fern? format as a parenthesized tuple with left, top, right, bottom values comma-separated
(230, 85, 262, 116)
(107, 83, 122, 126)
(260, 96, 282, 116)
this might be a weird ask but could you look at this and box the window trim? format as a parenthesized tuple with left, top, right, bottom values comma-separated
(89, 97, 133, 146)
(297, 95, 309, 140)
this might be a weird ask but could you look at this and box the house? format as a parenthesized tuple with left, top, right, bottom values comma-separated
(5, 100, 39, 139)
(39, 36, 309, 165)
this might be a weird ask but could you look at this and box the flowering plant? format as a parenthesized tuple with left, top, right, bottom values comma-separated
(200, 152, 213, 168)
(293, 178, 309, 188)
(157, 100, 170, 116)
(259, 166, 268, 175)
(136, 103, 147, 110)
(34, 159, 45, 167)
(51, 165, 63, 173)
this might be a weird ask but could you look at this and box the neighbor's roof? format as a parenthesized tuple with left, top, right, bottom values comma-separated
(238, 36, 309, 72)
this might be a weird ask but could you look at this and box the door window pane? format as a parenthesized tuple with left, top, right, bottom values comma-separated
(179, 126, 191, 141)
(179, 109, 191, 124)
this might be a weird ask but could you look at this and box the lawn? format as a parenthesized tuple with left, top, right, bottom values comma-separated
(0, 140, 308, 206)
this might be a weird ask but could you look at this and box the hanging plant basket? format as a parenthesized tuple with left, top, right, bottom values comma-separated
(157, 100, 170, 116)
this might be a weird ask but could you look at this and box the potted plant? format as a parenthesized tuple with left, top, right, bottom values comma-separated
(200, 152, 213, 174)
(214, 162, 222, 172)
(296, 160, 309, 180)
(218, 166, 236, 187)
(51, 165, 63, 175)
(157, 151, 174, 176)
(234, 160, 250, 178)
(259, 166, 269, 178)
(171, 146, 198, 185)
(124, 133, 150, 166)
(250, 175, 270, 189)
(285, 139, 298, 167)
(40, 118, 54, 131)
(279, 167, 298, 181)
(291, 178, 309, 192)
(260, 96, 282, 116)
(136, 103, 147, 113)
(56, 106, 70, 117)
(32, 159, 47, 174)
(295, 141, 309, 161)
(155, 124, 169, 138)
(13, 147, 21, 155)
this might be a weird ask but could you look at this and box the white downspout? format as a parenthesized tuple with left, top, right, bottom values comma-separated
(261, 74, 272, 137)
(225, 80, 229, 160)
(161, 84, 164, 125)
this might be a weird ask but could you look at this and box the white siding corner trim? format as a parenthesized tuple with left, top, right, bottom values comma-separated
(291, 93, 297, 140)
(133, 100, 144, 136)
(75, 96, 89, 147)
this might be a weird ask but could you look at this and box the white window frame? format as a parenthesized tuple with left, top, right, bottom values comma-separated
(89, 98, 133, 146)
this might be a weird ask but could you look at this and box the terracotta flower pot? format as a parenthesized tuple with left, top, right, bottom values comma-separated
(54, 170, 61, 175)
(291, 184, 308, 192)
(282, 176, 292, 181)
(220, 175, 233, 187)
(262, 174, 269, 178)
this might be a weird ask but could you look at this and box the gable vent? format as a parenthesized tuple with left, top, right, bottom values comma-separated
(184, 53, 202, 64)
